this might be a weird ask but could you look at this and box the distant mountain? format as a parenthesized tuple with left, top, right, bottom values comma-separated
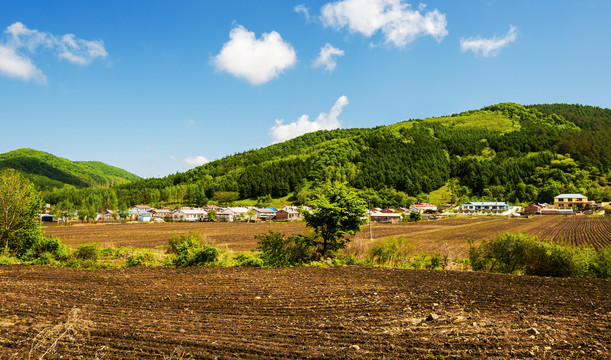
(48, 103, 611, 207)
(0, 148, 140, 191)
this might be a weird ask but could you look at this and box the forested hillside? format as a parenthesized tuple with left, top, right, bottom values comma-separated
(0, 149, 140, 191)
(44, 103, 611, 210)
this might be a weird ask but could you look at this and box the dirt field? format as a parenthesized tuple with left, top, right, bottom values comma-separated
(43, 216, 611, 257)
(0, 266, 608, 359)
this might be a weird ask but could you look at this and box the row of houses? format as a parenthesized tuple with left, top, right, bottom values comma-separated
(123, 205, 306, 222)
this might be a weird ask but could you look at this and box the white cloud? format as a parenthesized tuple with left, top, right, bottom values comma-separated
(270, 96, 349, 143)
(320, 0, 448, 47)
(313, 43, 345, 72)
(0, 45, 46, 83)
(295, 4, 312, 22)
(184, 155, 209, 166)
(0, 22, 107, 83)
(213, 25, 297, 85)
(461, 25, 518, 57)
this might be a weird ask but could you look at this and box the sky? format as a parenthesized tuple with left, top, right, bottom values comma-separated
(1, 0, 610, 178)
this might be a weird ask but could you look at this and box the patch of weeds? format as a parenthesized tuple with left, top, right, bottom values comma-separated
(0, 255, 20, 265)
(75, 243, 100, 261)
(233, 252, 263, 267)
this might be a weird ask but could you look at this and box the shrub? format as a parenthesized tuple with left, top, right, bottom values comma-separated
(168, 232, 203, 254)
(126, 252, 157, 267)
(0, 255, 19, 265)
(469, 232, 610, 278)
(75, 243, 100, 261)
(234, 252, 263, 267)
(171, 236, 220, 266)
(23, 236, 70, 262)
(592, 247, 611, 278)
(255, 231, 314, 267)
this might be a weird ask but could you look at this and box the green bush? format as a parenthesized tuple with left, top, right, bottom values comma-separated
(469, 233, 610, 278)
(255, 231, 314, 267)
(168, 231, 203, 254)
(234, 252, 263, 267)
(126, 252, 157, 267)
(23, 236, 70, 262)
(592, 247, 611, 278)
(30, 252, 57, 265)
(0, 255, 19, 265)
(75, 243, 100, 261)
(171, 236, 220, 266)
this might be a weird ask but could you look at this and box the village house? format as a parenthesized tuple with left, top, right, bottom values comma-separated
(460, 202, 511, 213)
(254, 208, 277, 221)
(128, 208, 151, 221)
(553, 194, 594, 211)
(216, 208, 236, 221)
(523, 203, 547, 214)
(171, 207, 207, 222)
(409, 203, 438, 213)
(226, 207, 250, 221)
(149, 208, 173, 220)
(369, 211, 402, 223)
(275, 208, 300, 221)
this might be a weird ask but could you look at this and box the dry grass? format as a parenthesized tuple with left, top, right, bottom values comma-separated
(28, 308, 94, 360)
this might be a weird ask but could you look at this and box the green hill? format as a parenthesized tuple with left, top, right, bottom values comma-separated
(45, 103, 611, 208)
(0, 148, 140, 191)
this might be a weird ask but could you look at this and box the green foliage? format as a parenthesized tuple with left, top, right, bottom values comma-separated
(167, 231, 203, 254)
(0, 148, 139, 191)
(126, 251, 158, 267)
(39, 102, 611, 209)
(409, 211, 422, 221)
(75, 243, 100, 261)
(0, 169, 44, 257)
(303, 182, 367, 257)
(169, 232, 220, 266)
(469, 233, 610, 278)
(233, 252, 264, 267)
(0, 255, 19, 265)
(23, 236, 70, 262)
(255, 231, 314, 267)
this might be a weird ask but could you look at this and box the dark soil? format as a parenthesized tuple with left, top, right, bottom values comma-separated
(0, 266, 608, 359)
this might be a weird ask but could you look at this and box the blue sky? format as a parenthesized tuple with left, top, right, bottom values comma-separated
(1, 0, 610, 178)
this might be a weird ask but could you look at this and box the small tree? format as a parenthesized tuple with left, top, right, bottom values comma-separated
(302, 182, 367, 258)
(207, 209, 217, 221)
(409, 211, 422, 222)
(247, 208, 255, 222)
(0, 169, 44, 256)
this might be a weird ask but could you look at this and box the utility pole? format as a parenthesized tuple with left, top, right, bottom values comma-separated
(368, 199, 373, 241)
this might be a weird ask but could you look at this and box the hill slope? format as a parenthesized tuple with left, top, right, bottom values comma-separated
(47, 103, 611, 207)
(0, 148, 140, 191)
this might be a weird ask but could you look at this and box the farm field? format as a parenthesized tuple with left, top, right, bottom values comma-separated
(43, 216, 611, 257)
(0, 266, 608, 359)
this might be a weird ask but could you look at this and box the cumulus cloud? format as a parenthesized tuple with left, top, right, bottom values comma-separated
(0, 22, 107, 83)
(294, 4, 312, 22)
(313, 43, 344, 72)
(213, 25, 297, 85)
(184, 155, 209, 166)
(460, 25, 518, 57)
(320, 0, 448, 47)
(270, 96, 349, 143)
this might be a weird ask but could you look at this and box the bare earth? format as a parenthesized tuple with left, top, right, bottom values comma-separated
(0, 266, 609, 359)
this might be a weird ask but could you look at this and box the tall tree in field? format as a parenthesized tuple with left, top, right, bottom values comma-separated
(0, 169, 44, 256)
(303, 182, 367, 258)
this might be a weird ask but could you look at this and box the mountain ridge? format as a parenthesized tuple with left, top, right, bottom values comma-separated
(0, 148, 140, 191)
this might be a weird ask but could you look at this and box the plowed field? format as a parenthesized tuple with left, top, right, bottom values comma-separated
(0, 266, 609, 359)
(43, 216, 611, 257)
